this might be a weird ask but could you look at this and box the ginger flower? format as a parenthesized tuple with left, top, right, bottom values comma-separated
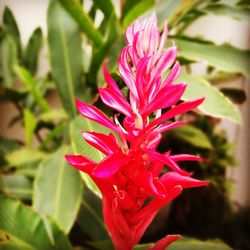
(66, 14, 207, 250)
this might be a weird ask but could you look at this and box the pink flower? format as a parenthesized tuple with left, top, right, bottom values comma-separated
(66, 14, 207, 250)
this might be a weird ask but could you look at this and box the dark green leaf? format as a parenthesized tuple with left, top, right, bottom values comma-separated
(92, 0, 115, 17)
(0, 175, 32, 200)
(0, 34, 17, 87)
(59, 0, 104, 47)
(24, 27, 43, 74)
(179, 73, 241, 123)
(14, 65, 50, 112)
(122, 0, 155, 29)
(47, 0, 85, 118)
(171, 125, 213, 149)
(33, 147, 83, 233)
(78, 187, 110, 240)
(70, 115, 111, 195)
(0, 193, 72, 249)
(202, 3, 250, 20)
(3, 7, 21, 58)
(172, 37, 250, 77)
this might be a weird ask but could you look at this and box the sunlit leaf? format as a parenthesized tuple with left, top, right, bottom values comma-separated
(92, 0, 115, 17)
(179, 73, 241, 123)
(14, 65, 50, 112)
(24, 109, 37, 147)
(172, 37, 250, 77)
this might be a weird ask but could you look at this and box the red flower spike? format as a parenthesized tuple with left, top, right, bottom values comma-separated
(66, 13, 207, 250)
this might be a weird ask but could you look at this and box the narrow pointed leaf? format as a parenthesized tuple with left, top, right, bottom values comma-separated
(24, 27, 43, 74)
(33, 146, 83, 233)
(47, 0, 84, 118)
(3, 7, 21, 57)
(92, 0, 115, 17)
(24, 109, 37, 147)
(59, 0, 104, 47)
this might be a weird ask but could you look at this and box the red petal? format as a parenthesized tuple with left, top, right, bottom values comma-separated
(75, 99, 119, 132)
(160, 172, 208, 190)
(82, 131, 119, 155)
(148, 97, 205, 129)
(146, 150, 190, 176)
(92, 152, 126, 178)
(99, 87, 132, 117)
(170, 154, 204, 162)
(156, 121, 187, 133)
(65, 154, 95, 173)
(148, 234, 180, 250)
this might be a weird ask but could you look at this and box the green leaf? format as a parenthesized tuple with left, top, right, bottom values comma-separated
(24, 27, 43, 74)
(39, 109, 68, 122)
(122, 0, 155, 29)
(0, 241, 31, 250)
(24, 109, 37, 147)
(59, 0, 104, 47)
(33, 147, 83, 233)
(202, 3, 250, 21)
(178, 73, 241, 123)
(5, 148, 47, 167)
(78, 187, 110, 240)
(172, 37, 250, 77)
(92, 0, 115, 17)
(168, 237, 232, 250)
(0, 175, 32, 200)
(70, 115, 110, 195)
(0, 34, 17, 87)
(3, 7, 22, 58)
(47, 0, 85, 118)
(13, 65, 50, 112)
(171, 125, 213, 149)
(0, 193, 72, 250)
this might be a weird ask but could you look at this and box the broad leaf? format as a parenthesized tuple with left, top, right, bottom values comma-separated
(0, 193, 72, 250)
(47, 0, 84, 118)
(172, 37, 250, 77)
(179, 73, 241, 123)
(78, 187, 110, 240)
(33, 147, 83, 233)
(3, 7, 21, 58)
(171, 125, 213, 149)
(202, 3, 250, 21)
(24, 27, 43, 74)
(59, 0, 104, 47)
(70, 115, 111, 195)
(14, 65, 50, 112)
(0, 34, 17, 87)
(0, 175, 32, 200)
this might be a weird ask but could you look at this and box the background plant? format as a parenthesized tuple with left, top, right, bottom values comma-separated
(0, 0, 249, 249)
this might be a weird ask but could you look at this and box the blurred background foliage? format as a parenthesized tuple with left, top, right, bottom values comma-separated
(0, 0, 249, 249)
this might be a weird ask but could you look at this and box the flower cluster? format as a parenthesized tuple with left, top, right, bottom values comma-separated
(66, 14, 207, 250)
